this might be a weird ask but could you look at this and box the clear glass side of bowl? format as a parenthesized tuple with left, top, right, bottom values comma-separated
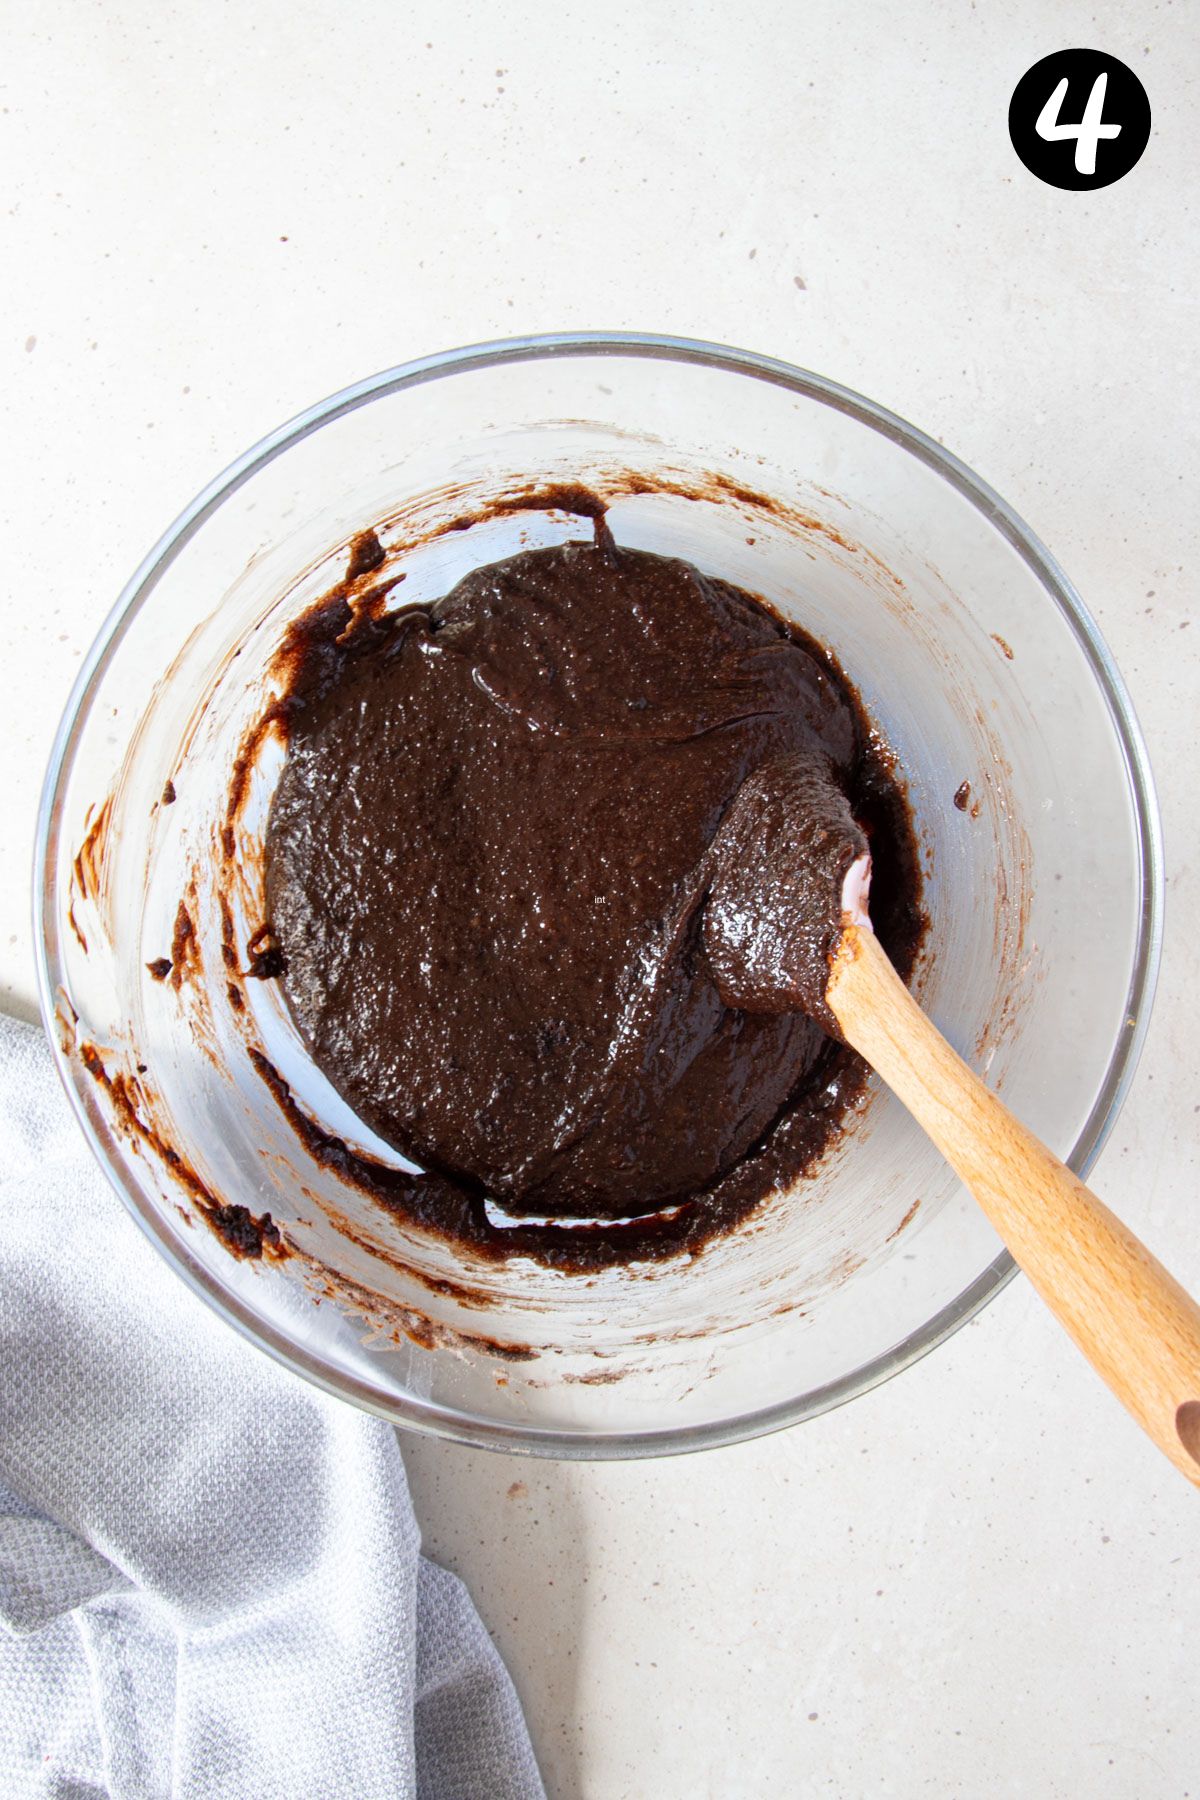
(38, 339, 1159, 1456)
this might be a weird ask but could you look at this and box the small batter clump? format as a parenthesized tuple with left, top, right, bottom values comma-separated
(263, 509, 922, 1257)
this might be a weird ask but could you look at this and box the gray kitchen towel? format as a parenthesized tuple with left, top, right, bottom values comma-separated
(0, 1013, 546, 1800)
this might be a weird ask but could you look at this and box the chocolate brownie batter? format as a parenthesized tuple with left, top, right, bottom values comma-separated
(263, 511, 922, 1252)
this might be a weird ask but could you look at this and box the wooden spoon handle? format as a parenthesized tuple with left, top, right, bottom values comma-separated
(827, 924, 1200, 1487)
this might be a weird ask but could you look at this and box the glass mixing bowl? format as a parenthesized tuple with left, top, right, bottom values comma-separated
(35, 333, 1162, 1458)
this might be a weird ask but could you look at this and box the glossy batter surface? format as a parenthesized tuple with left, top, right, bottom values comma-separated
(264, 526, 921, 1241)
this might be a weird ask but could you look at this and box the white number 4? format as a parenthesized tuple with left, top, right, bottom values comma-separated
(1036, 73, 1121, 176)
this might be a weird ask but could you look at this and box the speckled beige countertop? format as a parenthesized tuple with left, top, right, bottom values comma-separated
(3, 3, 1197, 1794)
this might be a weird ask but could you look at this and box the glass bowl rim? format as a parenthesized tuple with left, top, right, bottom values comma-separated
(33, 330, 1164, 1460)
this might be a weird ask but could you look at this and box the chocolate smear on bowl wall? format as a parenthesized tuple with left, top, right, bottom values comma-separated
(76, 1039, 287, 1262)
(167, 895, 201, 990)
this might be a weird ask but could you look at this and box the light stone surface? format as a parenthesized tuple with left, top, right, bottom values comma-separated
(3, 3, 1196, 1794)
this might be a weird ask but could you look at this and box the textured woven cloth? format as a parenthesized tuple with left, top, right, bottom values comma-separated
(0, 1013, 545, 1800)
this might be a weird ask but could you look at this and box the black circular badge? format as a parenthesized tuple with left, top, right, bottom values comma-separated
(1009, 49, 1150, 191)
